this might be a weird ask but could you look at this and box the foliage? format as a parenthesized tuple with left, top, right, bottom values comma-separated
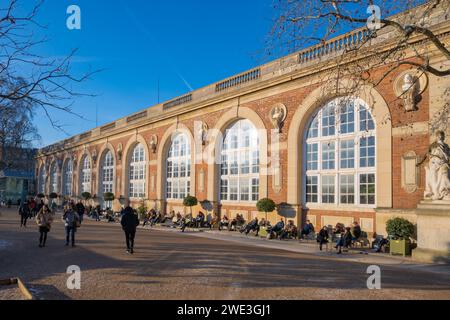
(256, 198, 276, 213)
(37, 193, 45, 198)
(103, 192, 115, 201)
(136, 201, 147, 221)
(49, 192, 58, 199)
(183, 196, 198, 208)
(81, 192, 92, 200)
(386, 217, 415, 240)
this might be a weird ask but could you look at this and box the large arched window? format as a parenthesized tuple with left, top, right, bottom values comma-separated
(62, 159, 73, 196)
(220, 119, 260, 202)
(129, 144, 146, 199)
(80, 156, 91, 194)
(304, 97, 376, 207)
(38, 166, 46, 194)
(166, 133, 191, 200)
(101, 151, 114, 208)
(50, 163, 58, 193)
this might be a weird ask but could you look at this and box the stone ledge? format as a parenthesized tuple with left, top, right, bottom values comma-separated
(412, 248, 450, 264)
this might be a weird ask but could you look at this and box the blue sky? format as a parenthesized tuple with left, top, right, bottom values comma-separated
(30, 0, 276, 147)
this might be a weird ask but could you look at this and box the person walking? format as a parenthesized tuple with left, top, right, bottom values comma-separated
(63, 204, 80, 247)
(19, 201, 30, 228)
(120, 203, 140, 254)
(75, 201, 85, 224)
(35, 205, 54, 248)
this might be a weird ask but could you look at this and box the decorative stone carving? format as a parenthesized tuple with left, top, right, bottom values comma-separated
(117, 143, 123, 161)
(92, 149, 98, 166)
(149, 135, 158, 153)
(394, 70, 428, 112)
(197, 122, 209, 146)
(270, 103, 287, 132)
(401, 151, 420, 193)
(423, 131, 450, 200)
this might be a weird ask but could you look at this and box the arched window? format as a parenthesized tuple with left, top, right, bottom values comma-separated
(129, 144, 146, 199)
(220, 119, 260, 202)
(63, 159, 73, 196)
(38, 166, 46, 194)
(50, 163, 58, 193)
(101, 151, 114, 208)
(304, 97, 376, 207)
(166, 133, 191, 200)
(80, 156, 91, 194)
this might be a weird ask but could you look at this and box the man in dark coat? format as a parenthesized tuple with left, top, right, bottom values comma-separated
(19, 201, 30, 227)
(120, 204, 140, 254)
(75, 201, 85, 224)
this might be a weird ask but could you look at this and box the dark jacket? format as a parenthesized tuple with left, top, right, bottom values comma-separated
(318, 229, 329, 242)
(121, 207, 140, 232)
(75, 203, 85, 216)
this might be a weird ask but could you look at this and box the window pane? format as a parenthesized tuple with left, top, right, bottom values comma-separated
(321, 175, 335, 204)
(322, 142, 335, 170)
(340, 140, 355, 169)
(339, 101, 355, 134)
(322, 103, 335, 137)
(360, 136, 375, 168)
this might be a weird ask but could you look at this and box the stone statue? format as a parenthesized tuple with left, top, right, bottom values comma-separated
(150, 135, 158, 153)
(198, 122, 208, 146)
(424, 131, 450, 200)
(402, 74, 418, 112)
(117, 144, 123, 161)
(270, 104, 287, 132)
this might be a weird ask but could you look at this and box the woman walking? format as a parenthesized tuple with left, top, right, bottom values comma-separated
(35, 205, 54, 248)
(63, 204, 80, 247)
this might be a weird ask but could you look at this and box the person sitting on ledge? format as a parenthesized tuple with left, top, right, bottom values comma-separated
(268, 219, 285, 239)
(195, 211, 206, 228)
(300, 220, 315, 240)
(241, 217, 260, 236)
(105, 208, 115, 223)
(173, 212, 183, 227)
(150, 210, 162, 226)
(280, 220, 298, 240)
(163, 210, 175, 224)
(317, 226, 330, 251)
(350, 221, 362, 241)
(218, 215, 229, 231)
(229, 214, 245, 231)
(335, 227, 352, 254)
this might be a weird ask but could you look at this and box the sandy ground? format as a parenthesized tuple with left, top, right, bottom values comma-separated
(0, 207, 449, 300)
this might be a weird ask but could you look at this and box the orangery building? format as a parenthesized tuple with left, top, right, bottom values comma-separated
(36, 4, 450, 261)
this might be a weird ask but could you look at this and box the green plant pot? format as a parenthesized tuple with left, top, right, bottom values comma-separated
(390, 239, 412, 257)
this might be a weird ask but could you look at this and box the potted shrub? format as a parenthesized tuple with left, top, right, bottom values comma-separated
(256, 198, 276, 221)
(136, 200, 147, 221)
(81, 192, 92, 205)
(103, 192, 115, 202)
(386, 217, 415, 257)
(37, 193, 45, 199)
(183, 195, 198, 216)
(49, 192, 58, 200)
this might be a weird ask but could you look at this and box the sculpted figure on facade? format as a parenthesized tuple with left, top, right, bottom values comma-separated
(401, 74, 419, 112)
(270, 104, 287, 132)
(424, 131, 450, 201)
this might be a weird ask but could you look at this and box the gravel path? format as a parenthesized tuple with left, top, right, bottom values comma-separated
(0, 208, 449, 300)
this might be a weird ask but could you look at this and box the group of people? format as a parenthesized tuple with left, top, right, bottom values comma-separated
(18, 197, 384, 256)
(18, 198, 44, 227)
(315, 221, 364, 253)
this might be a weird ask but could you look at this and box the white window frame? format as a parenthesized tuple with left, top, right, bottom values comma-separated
(303, 97, 376, 208)
(166, 134, 191, 200)
(63, 160, 73, 196)
(81, 156, 92, 194)
(101, 151, 114, 208)
(220, 119, 260, 204)
(129, 144, 146, 199)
